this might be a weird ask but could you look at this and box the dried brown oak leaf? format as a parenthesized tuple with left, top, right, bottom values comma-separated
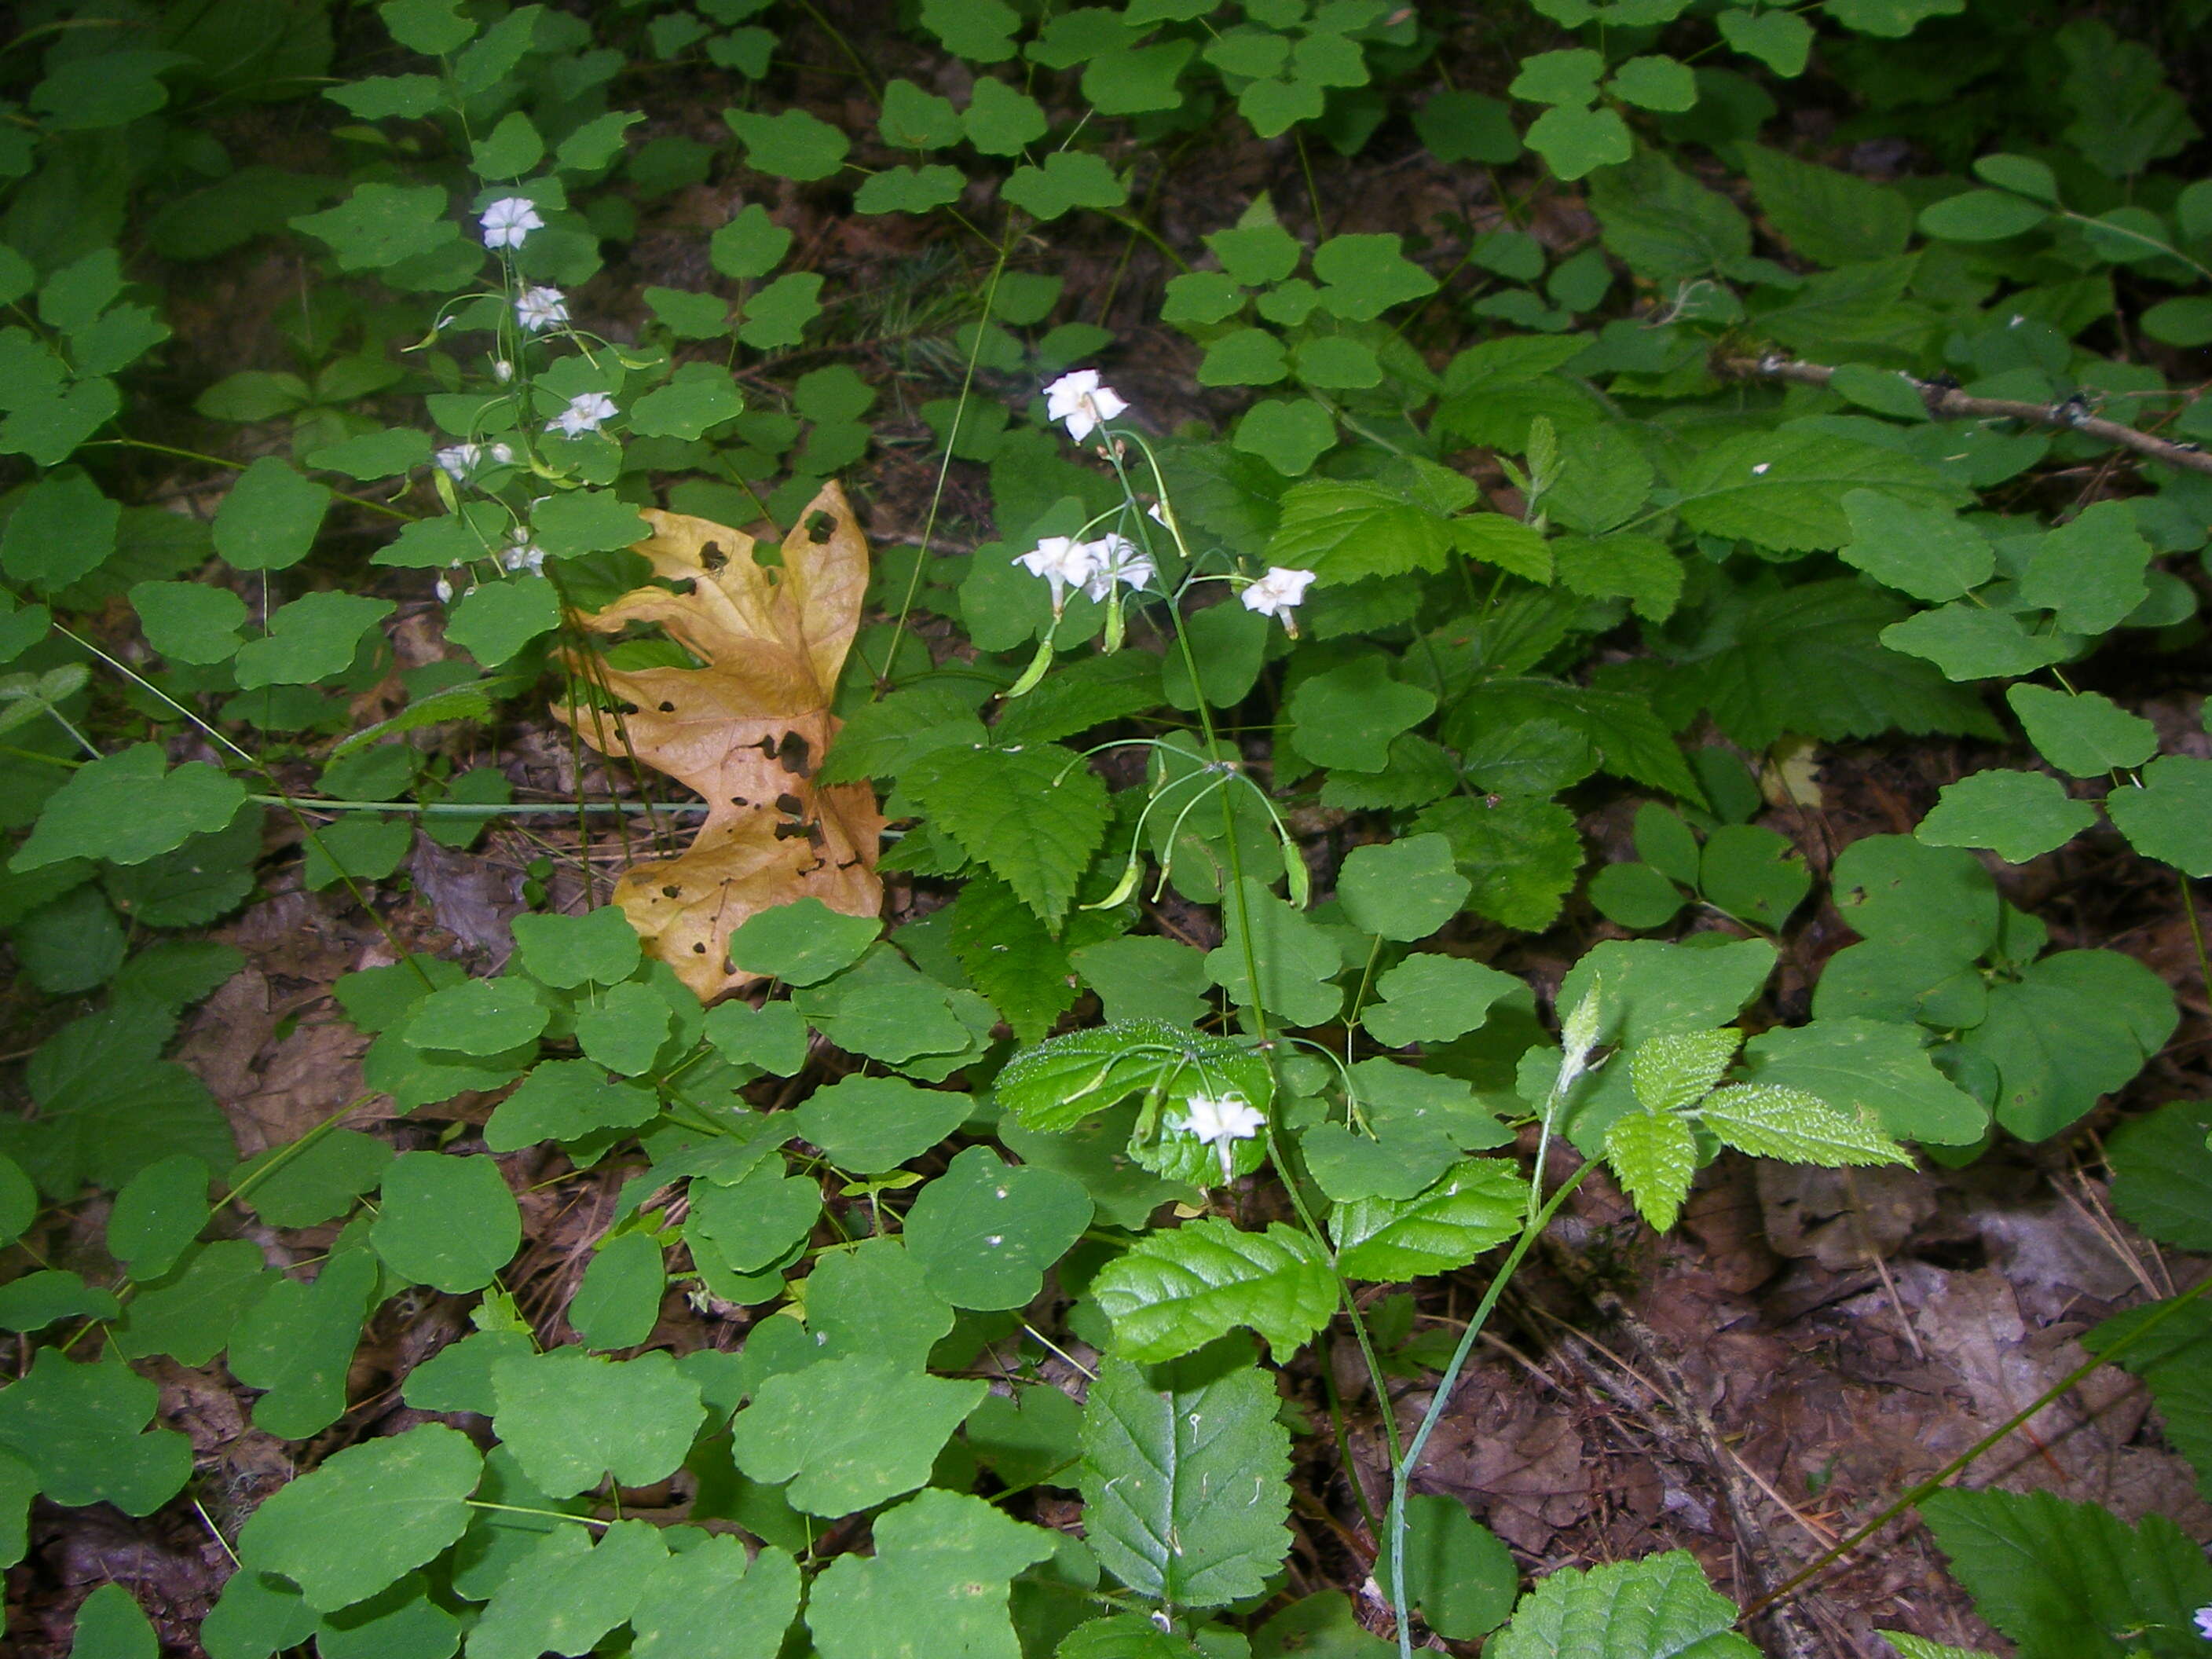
(554, 483, 884, 1002)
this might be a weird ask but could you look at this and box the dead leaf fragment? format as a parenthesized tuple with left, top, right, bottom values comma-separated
(555, 483, 884, 1000)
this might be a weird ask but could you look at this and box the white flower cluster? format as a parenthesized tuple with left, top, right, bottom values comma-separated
(498, 528, 546, 575)
(1170, 1091, 1267, 1181)
(1013, 532, 1155, 612)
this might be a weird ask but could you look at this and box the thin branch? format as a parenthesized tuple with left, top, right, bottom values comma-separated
(1716, 353, 2212, 478)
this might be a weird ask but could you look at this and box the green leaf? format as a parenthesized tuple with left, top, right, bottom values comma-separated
(1742, 1017, 1986, 1144)
(2, 471, 116, 591)
(2005, 685, 2156, 777)
(906, 745, 1109, 930)
(468, 1520, 668, 1659)
(1489, 1550, 1758, 1659)
(1412, 90, 1522, 164)
(1079, 1343, 1292, 1606)
(995, 1020, 1270, 1133)
(724, 896, 884, 984)
(509, 906, 642, 991)
(1832, 833, 1998, 954)
(709, 203, 793, 280)
(879, 79, 961, 148)
(130, 580, 246, 664)
(1381, 1495, 1518, 1642)
(1509, 48, 1603, 105)
(1959, 949, 2175, 1140)
(1604, 1108, 1699, 1230)
(236, 1423, 480, 1613)
(1002, 152, 1129, 221)
(1589, 861, 1686, 930)
(1232, 398, 1337, 476)
(109, 1240, 272, 1365)
(1697, 823, 1810, 928)
(1525, 104, 1632, 181)
(737, 273, 824, 348)
(1686, 580, 1996, 745)
(228, 1247, 379, 1438)
(1311, 234, 1437, 321)
(1741, 146, 1913, 267)
(632, 1536, 800, 1659)
(628, 364, 745, 438)
(1288, 657, 1436, 769)
(533, 489, 649, 559)
(1608, 53, 1696, 111)
(1917, 769, 2093, 863)
(107, 1153, 209, 1280)
(10, 744, 247, 872)
(948, 873, 1080, 1043)
(689, 1164, 819, 1273)
(1409, 794, 1584, 934)
(1085, 40, 1196, 115)
(370, 1152, 520, 1292)
(403, 976, 549, 1055)
(569, 1232, 665, 1351)
(441, 574, 558, 669)
(0, 1350, 189, 1518)
(1675, 430, 1965, 555)
(1919, 1488, 2212, 1659)
(1363, 955, 1524, 1048)
(1441, 679, 1699, 799)
(1206, 877, 1343, 1027)
(1587, 149, 1751, 281)
(1197, 326, 1289, 387)
(1838, 490, 1992, 603)
(904, 1144, 1093, 1310)
(730, 1352, 986, 1515)
(2018, 500, 2150, 633)
(702, 998, 808, 1076)
(855, 163, 968, 215)
(1335, 834, 1468, 942)
(794, 1075, 969, 1173)
(68, 1583, 156, 1659)
(1090, 1218, 1333, 1363)
(1917, 189, 2049, 241)
(1628, 1029, 1740, 1114)
(573, 980, 673, 1075)
(2106, 756, 2212, 876)
(1697, 1082, 1910, 1166)
(0, 1152, 35, 1246)
(2106, 1099, 2212, 1250)
(1331, 1157, 1522, 1280)
(793, 947, 973, 1065)
(1070, 935, 1213, 1025)
(726, 108, 850, 181)
(0, 1269, 118, 1332)
(234, 591, 394, 688)
(925, 0, 1020, 61)
(1717, 6, 1812, 72)
(1263, 479, 1448, 586)
(493, 1347, 705, 1499)
(805, 1236, 954, 1372)
(1299, 1119, 1459, 1204)
(961, 77, 1048, 152)
(290, 183, 456, 270)
(808, 1489, 1058, 1659)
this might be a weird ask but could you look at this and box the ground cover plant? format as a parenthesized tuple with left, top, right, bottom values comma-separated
(5, 0, 2212, 1653)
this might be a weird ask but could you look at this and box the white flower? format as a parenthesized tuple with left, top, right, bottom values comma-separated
(2196, 1606, 2212, 1642)
(434, 442, 483, 480)
(434, 576, 454, 604)
(1240, 566, 1316, 623)
(489, 442, 515, 466)
(1078, 533, 1155, 604)
(1171, 1091, 1266, 1181)
(480, 197, 544, 250)
(492, 358, 515, 384)
(515, 286, 568, 332)
(1014, 535, 1104, 613)
(548, 391, 617, 438)
(1043, 369, 1128, 442)
(499, 529, 545, 575)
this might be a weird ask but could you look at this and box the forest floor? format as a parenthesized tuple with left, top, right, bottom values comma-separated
(8, 9, 2212, 1655)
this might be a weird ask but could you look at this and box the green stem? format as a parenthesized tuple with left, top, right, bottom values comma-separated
(259, 795, 710, 817)
(1386, 1160, 1593, 1657)
(85, 438, 417, 522)
(464, 1500, 606, 1529)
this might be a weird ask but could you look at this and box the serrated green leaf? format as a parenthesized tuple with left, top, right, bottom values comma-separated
(1079, 1344, 1291, 1606)
(1919, 1489, 2212, 1659)
(1675, 430, 1965, 554)
(1091, 1218, 1332, 1363)
(1629, 1029, 1741, 1115)
(1330, 1157, 1522, 1280)
(2106, 1099, 2212, 1250)
(906, 745, 1109, 929)
(1409, 794, 1584, 933)
(1489, 1550, 1759, 1659)
(731, 1352, 985, 1515)
(1742, 1016, 1985, 1144)
(1697, 1082, 1910, 1166)
(949, 873, 1080, 1042)
(1604, 1108, 1699, 1231)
